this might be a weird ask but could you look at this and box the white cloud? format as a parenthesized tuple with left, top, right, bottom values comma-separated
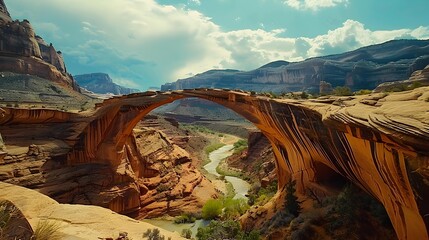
(305, 20, 429, 56)
(284, 0, 348, 11)
(7, 0, 429, 89)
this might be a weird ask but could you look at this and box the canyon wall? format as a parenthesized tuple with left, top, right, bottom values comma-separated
(161, 40, 429, 93)
(1, 75, 428, 239)
(0, 1, 79, 91)
(63, 84, 428, 239)
(0, 105, 216, 220)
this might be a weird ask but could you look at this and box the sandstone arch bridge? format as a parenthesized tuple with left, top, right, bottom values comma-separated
(1, 88, 428, 240)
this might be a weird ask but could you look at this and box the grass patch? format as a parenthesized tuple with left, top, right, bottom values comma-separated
(0, 200, 18, 237)
(205, 143, 226, 155)
(32, 220, 62, 240)
(225, 181, 236, 199)
(233, 139, 247, 154)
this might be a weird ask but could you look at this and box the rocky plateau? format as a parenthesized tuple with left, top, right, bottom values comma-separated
(161, 39, 429, 93)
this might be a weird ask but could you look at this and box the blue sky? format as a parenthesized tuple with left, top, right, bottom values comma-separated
(5, 0, 429, 90)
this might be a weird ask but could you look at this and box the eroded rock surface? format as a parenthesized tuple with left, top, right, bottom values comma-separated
(0, 182, 184, 240)
(0, 1, 78, 91)
(1, 69, 429, 239)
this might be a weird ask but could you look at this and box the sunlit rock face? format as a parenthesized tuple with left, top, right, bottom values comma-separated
(161, 40, 429, 93)
(66, 84, 428, 239)
(0, 1, 78, 91)
(1, 69, 429, 239)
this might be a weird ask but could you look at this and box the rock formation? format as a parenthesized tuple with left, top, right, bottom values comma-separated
(161, 39, 429, 93)
(0, 107, 216, 220)
(131, 122, 217, 218)
(74, 73, 140, 95)
(0, 0, 11, 24)
(0, 182, 184, 239)
(374, 64, 429, 92)
(0, 1, 79, 91)
(226, 131, 277, 187)
(1, 68, 429, 239)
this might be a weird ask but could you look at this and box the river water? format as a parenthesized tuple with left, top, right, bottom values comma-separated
(204, 145, 251, 200)
(143, 144, 251, 237)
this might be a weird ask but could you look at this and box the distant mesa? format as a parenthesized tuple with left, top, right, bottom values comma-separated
(74, 73, 140, 95)
(161, 39, 429, 93)
(258, 60, 290, 69)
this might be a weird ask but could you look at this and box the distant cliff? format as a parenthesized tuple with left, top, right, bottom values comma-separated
(74, 73, 140, 95)
(0, 0, 78, 91)
(161, 39, 429, 93)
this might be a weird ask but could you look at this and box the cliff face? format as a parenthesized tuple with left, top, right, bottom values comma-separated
(0, 0, 11, 24)
(133, 123, 217, 218)
(74, 73, 140, 95)
(1, 69, 428, 239)
(0, 108, 215, 220)
(0, 1, 78, 91)
(161, 40, 429, 93)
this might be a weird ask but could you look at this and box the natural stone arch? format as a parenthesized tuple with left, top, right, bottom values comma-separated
(65, 89, 428, 240)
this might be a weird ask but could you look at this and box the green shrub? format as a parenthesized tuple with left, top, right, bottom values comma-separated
(201, 199, 223, 220)
(174, 213, 196, 224)
(333, 86, 353, 96)
(31, 220, 62, 240)
(233, 139, 248, 153)
(300, 91, 309, 99)
(181, 228, 192, 239)
(197, 220, 261, 240)
(248, 181, 277, 206)
(143, 228, 171, 240)
(223, 198, 249, 220)
(354, 89, 372, 95)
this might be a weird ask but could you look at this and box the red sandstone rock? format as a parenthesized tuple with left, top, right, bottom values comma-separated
(1, 69, 429, 239)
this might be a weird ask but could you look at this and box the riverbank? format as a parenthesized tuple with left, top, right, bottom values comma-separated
(144, 136, 251, 238)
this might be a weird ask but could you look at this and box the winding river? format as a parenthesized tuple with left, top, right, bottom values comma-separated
(204, 144, 251, 200)
(143, 143, 251, 237)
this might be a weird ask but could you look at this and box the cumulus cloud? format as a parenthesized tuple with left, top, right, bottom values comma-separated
(7, 0, 429, 90)
(304, 20, 429, 56)
(284, 0, 348, 11)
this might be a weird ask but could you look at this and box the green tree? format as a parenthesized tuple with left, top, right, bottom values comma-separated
(196, 220, 260, 240)
(201, 199, 223, 220)
(284, 180, 302, 217)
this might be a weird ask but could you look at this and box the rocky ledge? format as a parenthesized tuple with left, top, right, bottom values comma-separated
(0, 182, 183, 240)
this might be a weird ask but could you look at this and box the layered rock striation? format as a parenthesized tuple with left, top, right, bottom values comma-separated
(1, 68, 429, 239)
(161, 39, 429, 93)
(0, 1, 79, 91)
